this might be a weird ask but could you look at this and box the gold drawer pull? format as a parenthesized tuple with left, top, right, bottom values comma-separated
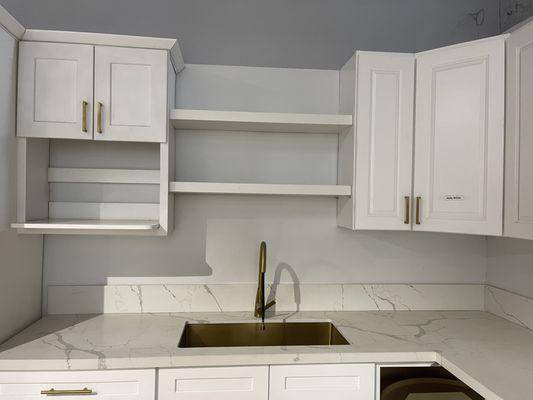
(404, 196, 410, 224)
(81, 101, 88, 133)
(41, 387, 95, 396)
(97, 102, 103, 134)
(415, 196, 422, 225)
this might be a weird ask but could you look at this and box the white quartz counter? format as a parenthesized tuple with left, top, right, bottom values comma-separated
(0, 311, 532, 400)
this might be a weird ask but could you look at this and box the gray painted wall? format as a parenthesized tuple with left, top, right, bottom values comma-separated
(0, 0, 503, 69)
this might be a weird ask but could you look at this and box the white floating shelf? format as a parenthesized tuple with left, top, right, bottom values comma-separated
(169, 182, 351, 197)
(170, 109, 353, 133)
(11, 219, 160, 232)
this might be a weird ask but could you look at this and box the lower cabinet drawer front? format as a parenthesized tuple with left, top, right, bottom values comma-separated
(270, 363, 375, 400)
(158, 366, 269, 400)
(0, 369, 155, 400)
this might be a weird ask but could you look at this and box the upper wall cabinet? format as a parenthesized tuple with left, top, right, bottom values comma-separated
(505, 21, 533, 240)
(16, 30, 183, 143)
(17, 42, 94, 140)
(338, 51, 415, 230)
(414, 36, 506, 236)
(94, 46, 168, 142)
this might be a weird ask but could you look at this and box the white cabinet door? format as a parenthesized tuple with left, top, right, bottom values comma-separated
(269, 364, 375, 400)
(354, 52, 415, 230)
(0, 369, 155, 400)
(413, 36, 505, 235)
(17, 42, 94, 140)
(505, 21, 533, 239)
(158, 366, 268, 400)
(94, 46, 167, 143)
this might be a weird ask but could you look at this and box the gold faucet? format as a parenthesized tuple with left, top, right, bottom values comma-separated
(254, 241, 275, 324)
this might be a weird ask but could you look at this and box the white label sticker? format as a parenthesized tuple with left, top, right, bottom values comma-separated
(443, 195, 465, 201)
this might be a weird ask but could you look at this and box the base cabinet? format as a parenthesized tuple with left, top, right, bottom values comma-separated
(0, 369, 155, 400)
(270, 364, 375, 400)
(158, 366, 269, 400)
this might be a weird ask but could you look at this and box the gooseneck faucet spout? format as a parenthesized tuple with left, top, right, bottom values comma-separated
(254, 241, 275, 326)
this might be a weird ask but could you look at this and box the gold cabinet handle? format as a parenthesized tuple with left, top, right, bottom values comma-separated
(41, 387, 95, 396)
(404, 196, 410, 224)
(97, 102, 103, 134)
(81, 101, 88, 133)
(415, 196, 421, 225)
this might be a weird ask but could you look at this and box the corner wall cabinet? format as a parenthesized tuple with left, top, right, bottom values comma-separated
(11, 30, 180, 235)
(338, 36, 506, 236)
(504, 21, 533, 240)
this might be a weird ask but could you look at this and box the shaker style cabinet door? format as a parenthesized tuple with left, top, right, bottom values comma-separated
(354, 52, 415, 230)
(0, 369, 155, 400)
(413, 36, 505, 236)
(93, 46, 167, 143)
(269, 363, 375, 400)
(17, 42, 94, 139)
(158, 366, 269, 400)
(505, 21, 533, 239)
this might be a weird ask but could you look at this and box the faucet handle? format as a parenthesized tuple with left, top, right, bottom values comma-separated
(265, 300, 276, 310)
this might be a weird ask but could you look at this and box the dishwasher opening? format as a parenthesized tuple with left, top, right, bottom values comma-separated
(379, 365, 484, 400)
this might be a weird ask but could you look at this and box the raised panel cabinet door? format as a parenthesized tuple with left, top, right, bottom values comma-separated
(17, 42, 94, 139)
(0, 369, 155, 400)
(354, 52, 415, 230)
(94, 46, 167, 143)
(158, 366, 268, 400)
(413, 36, 505, 236)
(270, 363, 375, 400)
(505, 21, 533, 239)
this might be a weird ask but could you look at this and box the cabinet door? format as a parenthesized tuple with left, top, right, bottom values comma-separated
(505, 21, 533, 239)
(158, 366, 268, 400)
(17, 42, 94, 139)
(269, 364, 375, 400)
(0, 369, 155, 400)
(413, 37, 505, 235)
(94, 46, 167, 143)
(354, 52, 415, 230)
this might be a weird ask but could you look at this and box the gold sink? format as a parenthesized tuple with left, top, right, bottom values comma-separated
(178, 322, 349, 348)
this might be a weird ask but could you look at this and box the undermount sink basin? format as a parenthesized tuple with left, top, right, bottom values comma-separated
(178, 322, 349, 348)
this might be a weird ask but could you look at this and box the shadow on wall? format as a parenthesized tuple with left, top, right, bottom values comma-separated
(267, 262, 301, 316)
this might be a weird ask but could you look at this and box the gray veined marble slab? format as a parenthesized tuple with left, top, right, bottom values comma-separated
(485, 285, 533, 330)
(47, 284, 485, 314)
(1, 311, 533, 400)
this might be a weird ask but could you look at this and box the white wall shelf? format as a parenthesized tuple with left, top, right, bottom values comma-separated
(12, 219, 160, 231)
(170, 109, 353, 133)
(169, 182, 351, 197)
(48, 168, 160, 184)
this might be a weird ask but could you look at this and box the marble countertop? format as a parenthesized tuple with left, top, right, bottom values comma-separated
(0, 311, 532, 400)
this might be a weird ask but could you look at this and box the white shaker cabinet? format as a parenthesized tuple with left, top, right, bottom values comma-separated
(94, 46, 168, 142)
(17, 42, 94, 140)
(505, 21, 533, 239)
(0, 369, 155, 400)
(269, 363, 375, 400)
(158, 366, 269, 400)
(413, 36, 506, 236)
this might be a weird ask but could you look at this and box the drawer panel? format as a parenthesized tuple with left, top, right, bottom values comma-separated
(158, 366, 268, 400)
(270, 363, 375, 400)
(0, 369, 155, 399)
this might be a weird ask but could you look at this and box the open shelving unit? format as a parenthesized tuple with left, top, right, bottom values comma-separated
(13, 139, 174, 235)
(170, 108, 354, 198)
(170, 109, 353, 134)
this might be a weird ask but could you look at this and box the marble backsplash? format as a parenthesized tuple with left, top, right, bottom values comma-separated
(485, 285, 533, 330)
(47, 284, 485, 314)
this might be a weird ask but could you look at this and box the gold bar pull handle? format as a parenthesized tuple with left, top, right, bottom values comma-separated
(404, 196, 410, 224)
(81, 101, 88, 133)
(97, 102, 103, 134)
(415, 196, 422, 225)
(41, 387, 95, 396)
